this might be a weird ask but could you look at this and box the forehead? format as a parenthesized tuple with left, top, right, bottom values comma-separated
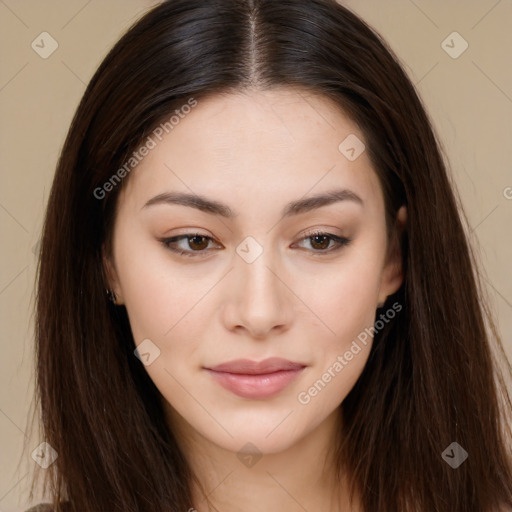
(118, 87, 384, 216)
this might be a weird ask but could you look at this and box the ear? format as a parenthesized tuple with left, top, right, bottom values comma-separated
(102, 243, 123, 304)
(377, 205, 407, 307)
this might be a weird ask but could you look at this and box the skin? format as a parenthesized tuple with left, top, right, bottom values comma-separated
(104, 87, 407, 511)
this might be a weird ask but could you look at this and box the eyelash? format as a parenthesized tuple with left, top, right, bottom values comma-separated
(159, 231, 352, 258)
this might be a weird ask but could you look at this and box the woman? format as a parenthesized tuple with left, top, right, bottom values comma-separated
(25, 0, 512, 510)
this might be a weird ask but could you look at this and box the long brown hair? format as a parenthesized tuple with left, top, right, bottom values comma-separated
(27, 0, 512, 510)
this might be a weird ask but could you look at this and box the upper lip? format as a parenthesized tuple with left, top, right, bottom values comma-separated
(205, 357, 306, 375)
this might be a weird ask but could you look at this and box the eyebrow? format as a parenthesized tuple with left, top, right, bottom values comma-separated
(142, 187, 364, 219)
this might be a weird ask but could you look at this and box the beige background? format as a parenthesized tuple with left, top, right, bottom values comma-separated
(1, 1, 511, 510)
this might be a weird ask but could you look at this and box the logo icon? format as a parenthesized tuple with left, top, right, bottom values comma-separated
(236, 236, 264, 264)
(441, 32, 468, 59)
(31, 441, 58, 469)
(441, 442, 468, 468)
(236, 442, 263, 468)
(134, 338, 161, 366)
(338, 134, 365, 161)
(31, 32, 59, 59)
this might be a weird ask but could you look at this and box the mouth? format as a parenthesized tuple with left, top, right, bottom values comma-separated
(204, 358, 307, 399)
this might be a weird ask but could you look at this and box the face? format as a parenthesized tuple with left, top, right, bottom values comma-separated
(104, 87, 406, 456)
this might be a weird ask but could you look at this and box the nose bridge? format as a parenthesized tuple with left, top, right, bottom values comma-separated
(226, 234, 291, 335)
(236, 234, 281, 301)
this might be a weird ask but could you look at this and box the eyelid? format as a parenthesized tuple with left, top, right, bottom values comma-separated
(291, 229, 352, 254)
(159, 230, 352, 259)
(159, 232, 222, 258)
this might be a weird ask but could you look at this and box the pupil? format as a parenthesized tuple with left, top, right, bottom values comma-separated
(186, 235, 331, 251)
(189, 236, 207, 250)
(312, 235, 329, 250)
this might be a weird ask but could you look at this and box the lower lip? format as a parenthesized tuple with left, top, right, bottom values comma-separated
(205, 368, 305, 399)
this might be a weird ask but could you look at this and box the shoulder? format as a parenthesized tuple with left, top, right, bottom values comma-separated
(24, 503, 71, 512)
(24, 505, 54, 512)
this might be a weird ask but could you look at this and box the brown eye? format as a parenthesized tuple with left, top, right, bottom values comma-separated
(294, 231, 352, 254)
(160, 233, 221, 257)
(187, 235, 210, 251)
(309, 234, 331, 250)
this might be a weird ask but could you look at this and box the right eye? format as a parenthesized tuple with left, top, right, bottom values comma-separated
(160, 233, 222, 258)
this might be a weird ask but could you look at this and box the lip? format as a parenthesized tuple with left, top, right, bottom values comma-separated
(204, 358, 306, 399)
(206, 357, 306, 374)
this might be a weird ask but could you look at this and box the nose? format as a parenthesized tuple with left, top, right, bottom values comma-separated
(221, 241, 294, 339)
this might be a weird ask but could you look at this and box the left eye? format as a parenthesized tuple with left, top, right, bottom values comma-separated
(160, 231, 351, 258)
(293, 231, 352, 253)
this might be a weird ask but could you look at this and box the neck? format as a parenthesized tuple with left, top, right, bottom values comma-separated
(165, 405, 361, 512)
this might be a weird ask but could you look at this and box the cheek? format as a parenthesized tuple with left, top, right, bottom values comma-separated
(298, 253, 383, 348)
(114, 237, 211, 352)
(292, 246, 383, 410)
(117, 248, 209, 402)
(295, 269, 377, 412)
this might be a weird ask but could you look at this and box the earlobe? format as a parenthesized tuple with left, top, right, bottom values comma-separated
(378, 205, 407, 306)
(101, 244, 123, 305)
